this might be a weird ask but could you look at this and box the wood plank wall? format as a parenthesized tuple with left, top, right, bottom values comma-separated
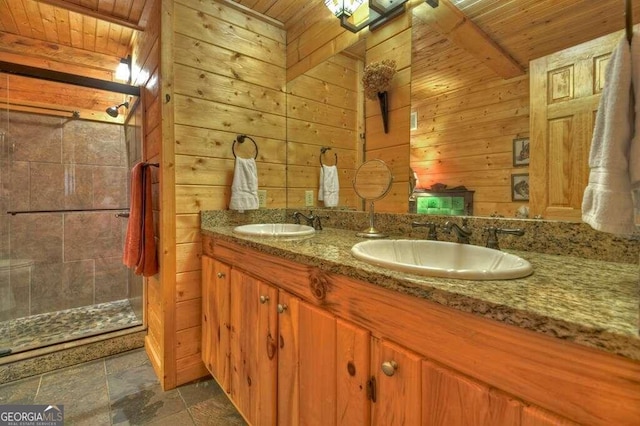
(169, 0, 286, 387)
(364, 14, 412, 213)
(286, 5, 413, 213)
(286, 52, 362, 208)
(410, 20, 530, 218)
(130, 0, 166, 387)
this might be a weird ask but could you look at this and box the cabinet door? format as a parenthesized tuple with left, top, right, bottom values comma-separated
(371, 338, 422, 425)
(230, 270, 278, 426)
(201, 256, 230, 392)
(336, 319, 371, 426)
(277, 290, 300, 426)
(279, 294, 372, 426)
(299, 302, 337, 426)
(422, 360, 522, 425)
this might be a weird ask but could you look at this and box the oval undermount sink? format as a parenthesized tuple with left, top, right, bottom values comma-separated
(233, 223, 315, 237)
(351, 239, 533, 280)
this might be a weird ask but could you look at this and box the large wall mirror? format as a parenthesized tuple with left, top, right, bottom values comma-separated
(409, 1, 634, 222)
(285, 41, 366, 210)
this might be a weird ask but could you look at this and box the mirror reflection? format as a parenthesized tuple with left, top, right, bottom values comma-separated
(409, 2, 628, 222)
(285, 41, 366, 210)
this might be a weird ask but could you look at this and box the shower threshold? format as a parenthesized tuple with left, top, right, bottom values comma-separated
(0, 299, 141, 355)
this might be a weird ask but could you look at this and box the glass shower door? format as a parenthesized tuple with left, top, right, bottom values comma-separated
(0, 76, 143, 355)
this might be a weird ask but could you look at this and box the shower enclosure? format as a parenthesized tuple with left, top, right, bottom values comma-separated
(0, 71, 144, 356)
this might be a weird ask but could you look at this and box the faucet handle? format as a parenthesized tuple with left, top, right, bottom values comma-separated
(411, 221, 438, 240)
(484, 226, 524, 250)
(313, 215, 327, 231)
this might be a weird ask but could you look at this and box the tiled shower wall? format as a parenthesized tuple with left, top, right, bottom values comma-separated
(0, 111, 130, 321)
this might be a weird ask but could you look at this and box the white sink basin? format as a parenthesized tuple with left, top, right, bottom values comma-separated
(351, 239, 533, 280)
(233, 223, 315, 237)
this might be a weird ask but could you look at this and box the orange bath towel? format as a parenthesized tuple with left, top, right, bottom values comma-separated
(123, 162, 158, 276)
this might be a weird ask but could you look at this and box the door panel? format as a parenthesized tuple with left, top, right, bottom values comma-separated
(371, 338, 422, 425)
(530, 31, 619, 220)
(201, 256, 230, 392)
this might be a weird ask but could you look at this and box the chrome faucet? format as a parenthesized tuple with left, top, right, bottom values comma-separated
(443, 219, 472, 244)
(293, 211, 323, 230)
(484, 226, 525, 250)
(412, 221, 438, 240)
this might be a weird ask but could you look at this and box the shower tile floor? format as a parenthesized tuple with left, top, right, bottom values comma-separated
(0, 348, 246, 425)
(0, 300, 140, 354)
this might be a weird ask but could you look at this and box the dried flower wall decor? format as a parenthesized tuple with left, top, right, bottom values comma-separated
(362, 59, 397, 133)
(362, 59, 397, 99)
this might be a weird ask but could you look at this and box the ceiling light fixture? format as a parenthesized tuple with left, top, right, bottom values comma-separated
(325, 0, 436, 33)
(115, 55, 131, 83)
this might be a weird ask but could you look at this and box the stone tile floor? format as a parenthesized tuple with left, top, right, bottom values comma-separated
(0, 348, 246, 425)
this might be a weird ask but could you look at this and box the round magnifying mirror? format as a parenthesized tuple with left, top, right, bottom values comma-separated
(353, 159, 393, 238)
(353, 159, 393, 201)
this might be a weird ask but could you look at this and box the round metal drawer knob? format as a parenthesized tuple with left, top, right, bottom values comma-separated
(259, 295, 270, 304)
(217, 272, 225, 278)
(277, 303, 288, 313)
(381, 360, 398, 376)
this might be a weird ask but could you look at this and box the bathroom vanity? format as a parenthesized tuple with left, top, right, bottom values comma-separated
(201, 225, 639, 425)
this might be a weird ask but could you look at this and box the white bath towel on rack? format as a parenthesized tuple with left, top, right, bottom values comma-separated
(582, 35, 637, 235)
(229, 157, 259, 213)
(319, 164, 339, 207)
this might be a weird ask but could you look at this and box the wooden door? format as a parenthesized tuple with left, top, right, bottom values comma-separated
(371, 338, 422, 425)
(201, 256, 231, 392)
(229, 270, 278, 426)
(422, 360, 522, 425)
(529, 31, 621, 220)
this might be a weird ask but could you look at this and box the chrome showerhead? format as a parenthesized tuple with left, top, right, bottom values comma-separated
(106, 101, 130, 118)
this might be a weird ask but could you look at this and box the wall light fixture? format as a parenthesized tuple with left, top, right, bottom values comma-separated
(115, 55, 131, 83)
(325, 0, 438, 33)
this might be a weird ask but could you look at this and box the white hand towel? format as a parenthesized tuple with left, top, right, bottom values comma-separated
(582, 35, 637, 235)
(229, 157, 259, 213)
(318, 164, 339, 207)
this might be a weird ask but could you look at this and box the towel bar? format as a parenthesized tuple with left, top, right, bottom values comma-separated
(233, 134, 258, 159)
(320, 146, 338, 166)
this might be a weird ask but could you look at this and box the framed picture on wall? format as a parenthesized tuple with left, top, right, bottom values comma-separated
(512, 137, 530, 166)
(511, 173, 530, 201)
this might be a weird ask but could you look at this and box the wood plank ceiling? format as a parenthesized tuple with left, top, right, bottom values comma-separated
(1, 0, 638, 76)
(0, 0, 638, 116)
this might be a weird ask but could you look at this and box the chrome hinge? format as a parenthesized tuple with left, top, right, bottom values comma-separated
(366, 376, 377, 403)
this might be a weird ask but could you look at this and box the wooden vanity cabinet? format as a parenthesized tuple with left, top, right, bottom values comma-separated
(202, 236, 640, 425)
(202, 254, 373, 425)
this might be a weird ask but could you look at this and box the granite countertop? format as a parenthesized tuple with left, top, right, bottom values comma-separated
(202, 225, 640, 362)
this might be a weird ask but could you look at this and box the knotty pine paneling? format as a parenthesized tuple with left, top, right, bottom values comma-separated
(175, 213, 201, 244)
(364, 17, 412, 213)
(176, 270, 201, 302)
(176, 326, 203, 359)
(411, 58, 530, 217)
(167, 1, 286, 390)
(286, 52, 361, 209)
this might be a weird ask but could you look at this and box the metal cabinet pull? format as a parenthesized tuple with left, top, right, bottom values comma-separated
(277, 303, 288, 313)
(217, 272, 225, 278)
(381, 360, 398, 376)
(259, 295, 270, 304)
